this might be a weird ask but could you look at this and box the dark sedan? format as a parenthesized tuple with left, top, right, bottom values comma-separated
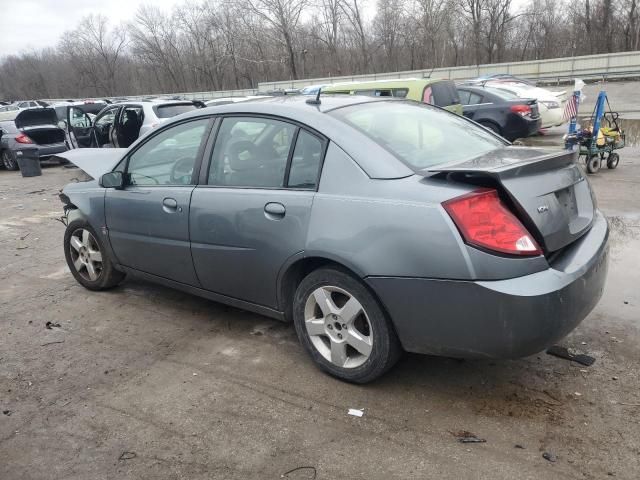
(457, 85, 541, 141)
(0, 108, 68, 170)
(57, 95, 608, 383)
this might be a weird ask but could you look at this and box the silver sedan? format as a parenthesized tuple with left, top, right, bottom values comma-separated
(58, 95, 609, 383)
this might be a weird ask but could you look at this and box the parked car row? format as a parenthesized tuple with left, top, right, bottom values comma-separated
(0, 75, 567, 171)
(0, 99, 202, 170)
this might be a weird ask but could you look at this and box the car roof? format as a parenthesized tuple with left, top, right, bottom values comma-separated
(170, 95, 415, 179)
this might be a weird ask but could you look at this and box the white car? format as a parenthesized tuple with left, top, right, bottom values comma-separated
(482, 82, 566, 129)
(63, 100, 200, 149)
(0, 100, 50, 122)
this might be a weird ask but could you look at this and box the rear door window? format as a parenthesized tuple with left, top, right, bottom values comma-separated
(208, 117, 296, 188)
(466, 92, 484, 105)
(287, 130, 324, 189)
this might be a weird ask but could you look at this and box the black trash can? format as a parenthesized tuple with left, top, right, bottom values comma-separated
(16, 149, 42, 177)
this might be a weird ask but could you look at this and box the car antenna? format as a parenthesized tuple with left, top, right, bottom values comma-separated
(306, 87, 321, 105)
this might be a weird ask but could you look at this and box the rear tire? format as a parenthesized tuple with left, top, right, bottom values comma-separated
(586, 155, 600, 174)
(479, 121, 501, 137)
(2, 150, 19, 171)
(293, 267, 402, 383)
(64, 219, 125, 291)
(607, 153, 619, 169)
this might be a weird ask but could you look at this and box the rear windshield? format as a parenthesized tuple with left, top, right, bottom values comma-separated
(330, 101, 505, 169)
(153, 103, 197, 118)
(483, 87, 520, 100)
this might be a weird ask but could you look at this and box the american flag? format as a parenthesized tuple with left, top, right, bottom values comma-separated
(562, 95, 578, 121)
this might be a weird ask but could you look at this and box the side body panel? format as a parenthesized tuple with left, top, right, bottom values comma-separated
(105, 186, 200, 286)
(190, 187, 314, 309)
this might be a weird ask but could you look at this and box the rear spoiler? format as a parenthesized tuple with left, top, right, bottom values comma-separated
(426, 147, 577, 179)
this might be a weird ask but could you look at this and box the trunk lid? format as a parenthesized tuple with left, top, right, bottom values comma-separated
(429, 147, 595, 252)
(15, 108, 58, 128)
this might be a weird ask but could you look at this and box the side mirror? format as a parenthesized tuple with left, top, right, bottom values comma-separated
(58, 120, 67, 130)
(100, 171, 124, 189)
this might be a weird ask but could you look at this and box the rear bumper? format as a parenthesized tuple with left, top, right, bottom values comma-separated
(366, 211, 609, 359)
(503, 115, 541, 140)
(540, 106, 564, 128)
(13, 143, 68, 159)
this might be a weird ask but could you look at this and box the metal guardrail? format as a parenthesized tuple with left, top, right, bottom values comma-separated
(43, 50, 640, 102)
(257, 51, 640, 91)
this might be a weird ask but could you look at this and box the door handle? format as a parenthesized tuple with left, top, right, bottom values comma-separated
(162, 197, 180, 213)
(264, 202, 286, 219)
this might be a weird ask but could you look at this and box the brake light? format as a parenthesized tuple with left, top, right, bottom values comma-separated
(443, 189, 541, 256)
(510, 104, 532, 117)
(15, 133, 33, 144)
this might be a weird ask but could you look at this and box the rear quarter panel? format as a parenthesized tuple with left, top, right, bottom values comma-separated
(307, 143, 471, 279)
(308, 143, 549, 281)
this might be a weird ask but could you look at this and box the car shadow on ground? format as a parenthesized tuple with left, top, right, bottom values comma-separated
(113, 276, 578, 425)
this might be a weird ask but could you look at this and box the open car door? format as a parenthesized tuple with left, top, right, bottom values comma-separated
(67, 106, 93, 148)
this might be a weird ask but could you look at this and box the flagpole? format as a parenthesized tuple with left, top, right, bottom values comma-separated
(564, 90, 581, 151)
(564, 78, 584, 151)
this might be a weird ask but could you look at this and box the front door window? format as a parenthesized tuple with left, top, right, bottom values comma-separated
(126, 119, 209, 186)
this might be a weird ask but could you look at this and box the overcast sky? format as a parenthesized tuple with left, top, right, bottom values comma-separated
(0, 0, 181, 57)
(0, 0, 529, 58)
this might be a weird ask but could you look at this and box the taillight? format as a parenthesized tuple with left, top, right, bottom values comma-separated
(15, 133, 33, 144)
(510, 104, 532, 117)
(443, 189, 541, 256)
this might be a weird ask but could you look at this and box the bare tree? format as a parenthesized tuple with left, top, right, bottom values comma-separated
(340, 0, 370, 72)
(59, 15, 127, 96)
(2, 0, 639, 101)
(244, 0, 308, 79)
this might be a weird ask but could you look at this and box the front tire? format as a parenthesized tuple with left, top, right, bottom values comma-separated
(586, 155, 600, 174)
(2, 150, 19, 170)
(64, 219, 125, 290)
(293, 267, 401, 383)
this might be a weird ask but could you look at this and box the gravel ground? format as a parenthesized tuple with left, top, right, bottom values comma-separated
(1, 143, 639, 479)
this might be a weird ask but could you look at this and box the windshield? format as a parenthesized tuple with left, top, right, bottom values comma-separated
(153, 103, 197, 119)
(330, 101, 505, 169)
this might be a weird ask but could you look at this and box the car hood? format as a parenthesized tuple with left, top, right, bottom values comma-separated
(53, 148, 126, 179)
(15, 108, 58, 128)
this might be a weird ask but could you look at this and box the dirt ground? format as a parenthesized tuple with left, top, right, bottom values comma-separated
(1, 144, 639, 479)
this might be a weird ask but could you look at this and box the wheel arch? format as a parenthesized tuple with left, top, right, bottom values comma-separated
(277, 254, 367, 323)
(478, 119, 502, 135)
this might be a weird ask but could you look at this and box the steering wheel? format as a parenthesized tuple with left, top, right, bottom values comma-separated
(227, 140, 258, 163)
(170, 157, 195, 184)
(130, 172, 160, 185)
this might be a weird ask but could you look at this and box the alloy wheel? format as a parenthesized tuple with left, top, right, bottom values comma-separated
(68, 228, 103, 281)
(2, 151, 17, 170)
(304, 286, 373, 368)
